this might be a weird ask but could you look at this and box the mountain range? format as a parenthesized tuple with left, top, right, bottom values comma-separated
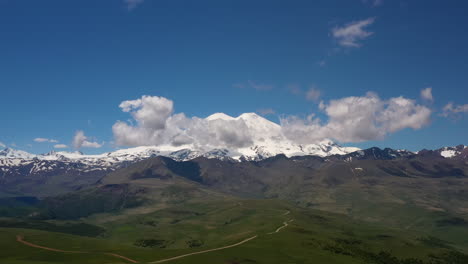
(0, 141, 466, 197)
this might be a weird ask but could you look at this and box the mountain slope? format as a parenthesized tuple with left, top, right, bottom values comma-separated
(100, 149, 468, 216)
(2, 146, 468, 263)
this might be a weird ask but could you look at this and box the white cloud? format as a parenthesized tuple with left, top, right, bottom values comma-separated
(441, 102, 468, 117)
(257, 108, 275, 116)
(72, 131, 103, 149)
(124, 0, 144, 10)
(34, 138, 59, 143)
(0, 142, 5, 148)
(420, 87, 433, 102)
(119, 95, 173, 130)
(281, 92, 431, 143)
(113, 94, 431, 148)
(113, 96, 254, 149)
(54, 144, 68, 149)
(305, 87, 321, 102)
(332, 18, 375, 48)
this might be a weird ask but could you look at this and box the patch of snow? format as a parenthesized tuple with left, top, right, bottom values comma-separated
(440, 150, 458, 158)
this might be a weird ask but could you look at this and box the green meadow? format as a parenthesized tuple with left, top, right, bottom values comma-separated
(1, 198, 468, 264)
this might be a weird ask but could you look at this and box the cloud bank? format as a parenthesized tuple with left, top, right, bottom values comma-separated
(112, 93, 431, 148)
(54, 144, 68, 149)
(281, 92, 431, 143)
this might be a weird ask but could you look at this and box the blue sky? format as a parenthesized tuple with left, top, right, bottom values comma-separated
(0, 0, 467, 154)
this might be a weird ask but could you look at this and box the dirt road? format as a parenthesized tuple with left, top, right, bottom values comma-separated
(150, 235, 258, 263)
(151, 211, 294, 263)
(267, 219, 294, 235)
(16, 235, 138, 263)
(16, 235, 85, 253)
(16, 211, 293, 263)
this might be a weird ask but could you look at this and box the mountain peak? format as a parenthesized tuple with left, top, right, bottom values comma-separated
(0, 148, 36, 159)
(237, 112, 262, 119)
(206, 113, 235, 121)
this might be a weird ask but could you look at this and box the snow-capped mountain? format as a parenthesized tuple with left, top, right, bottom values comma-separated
(204, 112, 360, 160)
(436, 145, 468, 159)
(0, 113, 362, 175)
(0, 148, 36, 159)
(1, 113, 465, 177)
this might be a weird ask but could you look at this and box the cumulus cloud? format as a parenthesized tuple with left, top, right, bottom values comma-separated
(54, 144, 68, 149)
(281, 92, 431, 143)
(441, 102, 468, 118)
(332, 18, 375, 47)
(124, 0, 144, 10)
(113, 96, 254, 150)
(119, 95, 173, 130)
(420, 87, 433, 102)
(34, 138, 58, 143)
(113, 94, 431, 149)
(72, 131, 103, 149)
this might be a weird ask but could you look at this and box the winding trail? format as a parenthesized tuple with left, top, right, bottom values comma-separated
(267, 219, 294, 235)
(16, 210, 293, 264)
(105, 252, 139, 263)
(16, 235, 85, 253)
(150, 235, 258, 263)
(16, 235, 138, 263)
(151, 210, 294, 263)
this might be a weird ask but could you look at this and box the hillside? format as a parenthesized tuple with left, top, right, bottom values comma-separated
(1, 145, 468, 263)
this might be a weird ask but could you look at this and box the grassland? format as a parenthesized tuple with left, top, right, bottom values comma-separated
(1, 198, 468, 264)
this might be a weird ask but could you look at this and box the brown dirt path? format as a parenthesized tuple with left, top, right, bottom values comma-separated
(16, 235, 138, 263)
(16, 235, 85, 253)
(150, 235, 258, 263)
